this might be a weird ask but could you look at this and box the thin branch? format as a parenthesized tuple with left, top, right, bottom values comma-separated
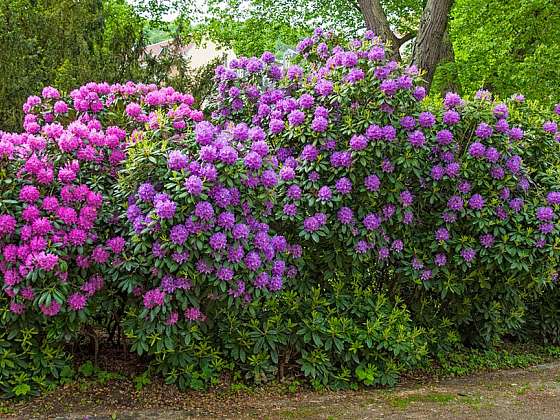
(396, 32, 416, 47)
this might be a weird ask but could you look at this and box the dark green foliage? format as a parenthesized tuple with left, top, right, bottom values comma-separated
(0, 327, 72, 398)
(122, 283, 428, 391)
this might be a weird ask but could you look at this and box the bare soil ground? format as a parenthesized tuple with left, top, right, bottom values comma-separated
(3, 361, 560, 419)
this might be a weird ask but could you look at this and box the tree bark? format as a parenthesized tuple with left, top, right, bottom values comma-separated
(412, 0, 455, 91)
(357, 0, 400, 56)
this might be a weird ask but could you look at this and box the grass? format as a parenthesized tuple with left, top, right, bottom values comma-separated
(423, 344, 560, 378)
(387, 392, 456, 409)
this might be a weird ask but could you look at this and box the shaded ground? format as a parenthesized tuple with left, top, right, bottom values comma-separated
(2, 361, 560, 419)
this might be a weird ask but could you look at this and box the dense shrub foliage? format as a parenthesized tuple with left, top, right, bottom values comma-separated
(1, 29, 560, 397)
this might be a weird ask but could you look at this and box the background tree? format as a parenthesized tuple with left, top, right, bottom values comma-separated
(0, 0, 146, 131)
(201, 0, 454, 89)
(448, 0, 560, 103)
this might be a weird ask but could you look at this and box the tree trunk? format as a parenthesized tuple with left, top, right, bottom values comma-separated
(436, 29, 461, 94)
(413, 0, 455, 91)
(357, 0, 400, 57)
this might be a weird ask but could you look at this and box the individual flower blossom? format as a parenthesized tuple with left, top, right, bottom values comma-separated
(168, 150, 189, 170)
(219, 146, 238, 164)
(301, 144, 319, 161)
(495, 118, 509, 133)
(209, 232, 227, 250)
(138, 183, 156, 202)
(400, 116, 416, 130)
(170, 224, 189, 245)
(19, 185, 40, 203)
(363, 213, 381, 230)
(509, 197, 524, 212)
(91, 246, 110, 264)
(443, 92, 464, 108)
(184, 307, 204, 321)
(311, 116, 328, 132)
(485, 147, 500, 163)
(283, 203, 297, 217)
(261, 170, 278, 188)
(480, 234, 495, 248)
(337, 207, 354, 224)
(431, 165, 445, 180)
(400, 190, 414, 207)
(287, 185, 302, 200)
(317, 186, 332, 201)
(468, 194, 485, 210)
(195, 201, 214, 221)
(443, 109, 460, 125)
(418, 112, 436, 128)
(408, 130, 425, 148)
(508, 127, 524, 140)
(490, 167, 505, 180)
(155, 199, 176, 220)
(546, 191, 560, 205)
(435, 253, 447, 266)
(315, 79, 333, 96)
(165, 312, 179, 325)
(0, 214, 16, 237)
(518, 178, 530, 192)
(349, 134, 368, 150)
(442, 211, 457, 223)
(460, 248, 476, 263)
(335, 177, 352, 194)
(378, 247, 390, 260)
(493, 103, 509, 119)
(244, 151, 262, 170)
(269, 119, 285, 134)
(412, 257, 424, 270)
(68, 293, 87, 311)
(355, 240, 369, 254)
(381, 158, 394, 173)
(364, 174, 381, 191)
(40, 300, 61, 317)
(436, 129, 453, 145)
(458, 181, 471, 194)
(543, 121, 558, 133)
(35, 252, 59, 271)
(380, 79, 398, 96)
(309, 171, 320, 182)
(143, 289, 166, 309)
(303, 215, 321, 232)
(9, 302, 25, 315)
(403, 211, 414, 225)
(447, 195, 464, 211)
(475, 89, 492, 101)
(420, 270, 432, 281)
(279, 166, 295, 181)
(468, 142, 486, 158)
(383, 125, 397, 141)
(185, 175, 203, 196)
(540, 223, 554, 234)
(536, 206, 554, 222)
(446, 162, 460, 178)
(506, 155, 522, 174)
(435, 227, 450, 242)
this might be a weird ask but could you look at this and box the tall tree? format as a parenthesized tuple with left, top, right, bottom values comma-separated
(199, 0, 454, 90)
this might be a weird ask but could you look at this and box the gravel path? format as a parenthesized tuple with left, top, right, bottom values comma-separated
(3, 361, 560, 419)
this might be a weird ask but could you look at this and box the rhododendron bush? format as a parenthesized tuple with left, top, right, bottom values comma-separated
(211, 29, 560, 344)
(1, 29, 560, 396)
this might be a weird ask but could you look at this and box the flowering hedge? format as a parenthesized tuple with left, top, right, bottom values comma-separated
(210, 29, 560, 344)
(1, 29, 560, 395)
